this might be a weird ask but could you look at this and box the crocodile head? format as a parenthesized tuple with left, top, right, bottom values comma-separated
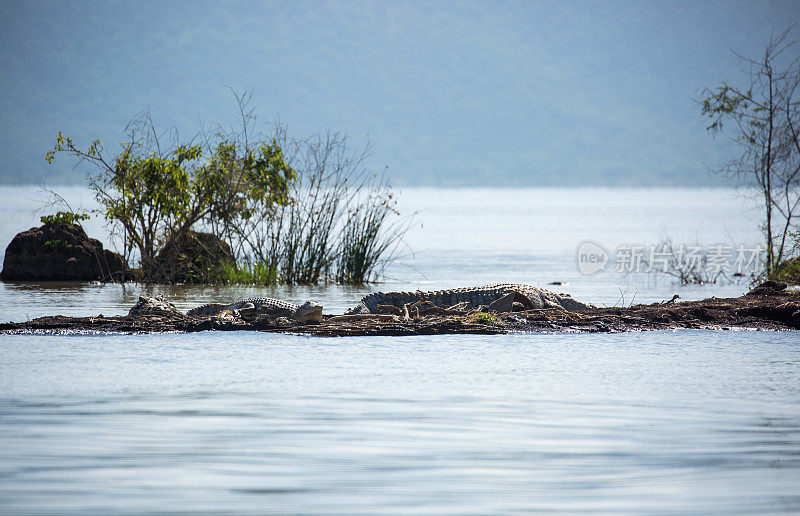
(293, 300, 323, 322)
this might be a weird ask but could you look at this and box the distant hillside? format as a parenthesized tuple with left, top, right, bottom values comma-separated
(0, 0, 793, 187)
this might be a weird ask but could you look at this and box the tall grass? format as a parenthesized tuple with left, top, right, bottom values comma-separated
(213, 260, 278, 285)
(334, 178, 410, 283)
(219, 129, 412, 285)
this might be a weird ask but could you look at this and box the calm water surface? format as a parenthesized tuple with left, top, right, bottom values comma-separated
(1, 187, 798, 513)
(1, 331, 799, 514)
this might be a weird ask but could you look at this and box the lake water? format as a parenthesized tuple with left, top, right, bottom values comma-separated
(1, 186, 799, 514)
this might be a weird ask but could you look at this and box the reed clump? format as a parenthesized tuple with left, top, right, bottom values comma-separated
(216, 128, 413, 285)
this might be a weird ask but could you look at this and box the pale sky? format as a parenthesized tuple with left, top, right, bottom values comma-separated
(1, 0, 798, 185)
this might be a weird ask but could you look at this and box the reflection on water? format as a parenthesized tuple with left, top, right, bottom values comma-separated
(1, 331, 799, 513)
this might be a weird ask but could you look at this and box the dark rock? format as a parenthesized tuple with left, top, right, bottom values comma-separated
(747, 281, 788, 296)
(759, 280, 788, 291)
(154, 231, 235, 283)
(1, 223, 125, 282)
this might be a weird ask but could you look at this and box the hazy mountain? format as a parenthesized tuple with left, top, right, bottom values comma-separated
(0, 0, 797, 186)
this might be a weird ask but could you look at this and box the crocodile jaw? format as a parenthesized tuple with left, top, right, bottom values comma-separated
(293, 301, 323, 322)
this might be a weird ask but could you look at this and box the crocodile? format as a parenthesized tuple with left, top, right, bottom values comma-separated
(128, 295, 183, 317)
(187, 297, 323, 322)
(347, 284, 594, 314)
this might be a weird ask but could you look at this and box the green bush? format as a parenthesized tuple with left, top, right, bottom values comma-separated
(46, 114, 295, 284)
(40, 211, 90, 226)
(769, 257, 800, 285)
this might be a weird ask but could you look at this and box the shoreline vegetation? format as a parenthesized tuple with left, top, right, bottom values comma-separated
(699, 26, 800, 284)
(36, 92, 411, 286)
(4, 27, 799, 290)
(1, 283, 798, 336)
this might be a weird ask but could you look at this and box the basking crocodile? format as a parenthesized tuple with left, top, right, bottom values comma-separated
(347, 284, 593, 314)
(187, 297, 323, 322)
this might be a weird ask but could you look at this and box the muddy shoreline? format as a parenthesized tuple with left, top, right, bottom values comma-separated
(2, 288, 798, 336)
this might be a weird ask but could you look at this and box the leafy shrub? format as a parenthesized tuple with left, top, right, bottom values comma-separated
(46, 108, 295, 284)
(769, 257, 800, 285)
(40, 211, 90, 226)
